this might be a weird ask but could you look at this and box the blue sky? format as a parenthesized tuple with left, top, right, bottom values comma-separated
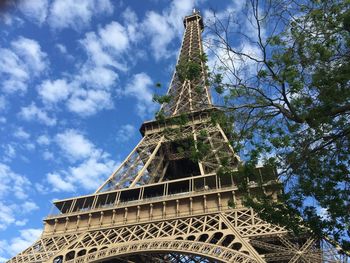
(0, 0, 248, 260)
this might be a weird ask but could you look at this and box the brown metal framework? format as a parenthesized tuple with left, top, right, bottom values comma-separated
(8, 10, 348, 263)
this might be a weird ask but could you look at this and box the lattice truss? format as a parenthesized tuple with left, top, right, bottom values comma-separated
(96, 119, 240, 193)
(8, 11, 350, 263)
(106, 253, 217, 263)
(161, 12, 212, 116)
(9, 209, 346, 263)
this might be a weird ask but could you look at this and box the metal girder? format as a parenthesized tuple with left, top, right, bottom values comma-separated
(7, 10, 349, 263)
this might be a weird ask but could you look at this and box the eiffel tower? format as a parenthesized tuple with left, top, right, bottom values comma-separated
(8, 10, 348, 263)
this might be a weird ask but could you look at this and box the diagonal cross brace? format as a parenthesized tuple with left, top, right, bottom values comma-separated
(219, 213, 266, 263)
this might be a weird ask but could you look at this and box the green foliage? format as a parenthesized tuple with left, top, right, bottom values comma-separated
(199, 52, 208, 62)
(214, 85, 224, 94)
(207, 0, 350, 252)
(172, 114, 189, 126)
(228, 199, 235, 208)
(210, 110, 236, 143)
(212, 73, 224, 94)
(194, 85, 204, 93)
(191, 133, 210, 162)
(155, 109, 166, 122)
(267, 35, 283, 46)
(257, 70, 268, 78)
(176, 59, 202, 82)
(152, 94, 172, 104)
(344, 9, 350, 32)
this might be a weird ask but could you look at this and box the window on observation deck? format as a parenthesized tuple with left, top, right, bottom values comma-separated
(119, 188, 140, 203)
(168, 180, 190, 195)
(143, 184, 164, 199)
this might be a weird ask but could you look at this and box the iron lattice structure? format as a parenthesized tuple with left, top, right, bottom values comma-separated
(8, 11, 348, 263)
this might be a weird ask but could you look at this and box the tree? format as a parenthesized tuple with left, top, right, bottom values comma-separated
(204, 0, 350, 253)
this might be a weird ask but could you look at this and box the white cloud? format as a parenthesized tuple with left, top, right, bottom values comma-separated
(11, 228, 42, 253)
(19, 103, 56, 126)
(0, 49, 27, 79)
(2, 79, 27, 94)
(81, 32, 116, 67)
(0, 48, 27, 78)
(36, 135, 52, 161)
(61, 19, 134, 117)
(37, 78, 70, 104)
(167, 0, 197, 33)
(0, 37, 47, 94)
(69, 155, 115, 190)
(122, 8, 142, 43)
(55, 129, 94, 161)
(18, 0, 49, 25)
(204, 3, 267, 83)
(78, 19, 131, 71)
(36, 28, 124, 116)
(0, 48, 28, 93)
(205, 39, 262, 89)
(3, 144, 16, 161)
(0, 12, 12, 25)
(25, 143, 35, 151)
(15, 219, 27, 227)
(46, 129, 117, 192)
(0, 163, 31, 200)
(116, 124, 136, 142)
(13, 127, 30, 140)
(11, 37, 47, 74)
(33, 19, 132, 118)
(0, 8, 24, 26)
(42, 151, 54, 160)
(0, 202, 16, 230)
(55, 43, 67, 53)
(0, 164, 36, 231)
(47, 172, 75, 192)
(21, 201, 39, 214)
(37, 135, 50, 146)
(49, 0, 113, 30)
(80, 30, 127, 71)
(142, 0, 195, 60)
(47, 153, 116, 192)
(204, 0, 263, 41)
(125, 73, 157, 117)
(99, 21, 129, 52)
(143, 11, 175, 60)
(55, 44, 75, 61)
(34, 183, 49, 194)
(0, 228, 42, 257)
(78, 66, 118, 89)
(67, 89, 113, 117)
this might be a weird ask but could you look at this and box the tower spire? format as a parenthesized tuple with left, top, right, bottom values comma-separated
(161, 10, 211, 116)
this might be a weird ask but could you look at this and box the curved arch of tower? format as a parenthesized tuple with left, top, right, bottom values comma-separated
(57, 239, 259, 263)
(8, 10, 348, 263)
